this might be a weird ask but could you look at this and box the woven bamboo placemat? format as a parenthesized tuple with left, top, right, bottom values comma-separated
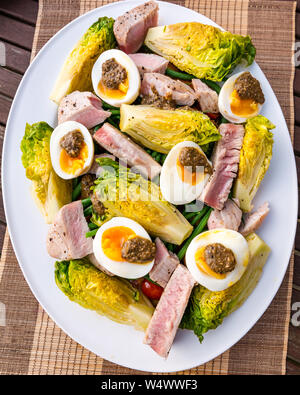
(0, 0, 296, 375)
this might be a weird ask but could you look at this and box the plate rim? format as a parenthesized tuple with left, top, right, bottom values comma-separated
(2, 0, 298, 372)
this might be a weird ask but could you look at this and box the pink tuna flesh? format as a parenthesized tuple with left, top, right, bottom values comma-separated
(58, 91, 111, 129)
(113, 1, 159, 54)
(144, 264, 195, 358)
(128, 53, 169, 77)
(46, 200, 93, 260)
(93, 122, 161, 180)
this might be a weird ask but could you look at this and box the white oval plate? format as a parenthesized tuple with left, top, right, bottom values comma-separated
(2, 0, 298, 372)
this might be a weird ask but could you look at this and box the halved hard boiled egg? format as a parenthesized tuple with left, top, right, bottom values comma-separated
(218, 71, 264, 124)
(93, 217, 155, 279)
(92, 49, 141, 107)
(50, 121, 94, 180)
(185, 229, 249, 291)
(160, 141, 212, 205)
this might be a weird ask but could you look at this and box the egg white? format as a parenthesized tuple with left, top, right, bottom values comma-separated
(93, 217, 155, 279)
(50, 120, 94, 180)
(185, 229, 249, 291)
(218, 71, 263, 124)
(160, 141, 212, 205)
(91, 49, 141, 107)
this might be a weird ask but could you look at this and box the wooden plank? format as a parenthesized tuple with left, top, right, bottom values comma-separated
(0, 94, 12, 125)
(0, 15, 35, 50)
(286, 358, 300, 375)
(297, 13, 300, 39)
(0, 68, 22, 98)
(0, 0, 38, 25)
(295, 69, 300, 97)
(288, 325, 300, 364)
(294, 220, 300, 251)
(293, 252, 300, 286)
(0, 125, 5, 224)
(294, 125, 300, 154)
(2, 42, 31, 74)
(0, 222, 5, 252)
(296, 156, 300, 186)
(287, 289, 300, 363)
(295, 96, 300, 125)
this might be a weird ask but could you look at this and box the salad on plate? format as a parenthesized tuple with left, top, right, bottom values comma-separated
(20, 1, 275, 359)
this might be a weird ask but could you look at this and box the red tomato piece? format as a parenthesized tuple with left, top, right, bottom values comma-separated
(206, 112, 219, 120)
(141, 279, 163, 300)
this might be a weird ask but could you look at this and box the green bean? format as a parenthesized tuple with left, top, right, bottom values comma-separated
(201, 79, 221, 94)
(177, 207, 212, 261)
(151, 151, 160, 160)
(88, 222, 99, 230)
(165, 68, 221, 94)
(86, 229, 98, 238)
(83, 205, 93, 217)
(72, 178, 79, 188)
(72, 182, 81, 201)
(102, 101, 119, 110)
(166, 68, 193, 81)
(144, 274, 160, 286)
(109, 109, 121, 116)
(183, 212, 196, 220)
(107, 117, 119, 129)
(160, 154, 167, 164)
(81, 197, 91, 209)
(220, 116, 229, 124)
(166, 243, 175, 253)
(94, 123, 102, 132)
(190, 211, 205, 226)
(155, 153, 162, 163)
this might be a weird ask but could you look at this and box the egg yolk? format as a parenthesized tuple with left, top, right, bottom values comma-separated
(230, 89, 258, 117)
(101, 226, 136, 261)
(60, 142, 89, 175)
(176, 158, 205, 186)
(195, 247, 226, 279)
(98, 78, 129, 100)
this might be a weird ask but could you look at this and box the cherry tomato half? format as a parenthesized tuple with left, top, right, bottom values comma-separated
(206, 112, 220, 120)
(141, 279, 163, 300)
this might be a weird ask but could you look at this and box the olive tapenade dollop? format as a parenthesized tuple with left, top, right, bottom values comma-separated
(91, 194, 106, 216)
(204, 243, 236, 274)
(141, 87, 176, 110)
(81, 174, 96, 199)
(60, 129, 84, 158)
(102, 58, 127, 90)
(234, 71, 265, 104)
(121, 236, 156, 263)
(179, 146, 212, 175)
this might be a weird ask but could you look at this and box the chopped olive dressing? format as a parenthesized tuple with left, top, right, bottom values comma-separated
(178, 146, 212, 175)
(141, 86, 176, 110)
(234, 71, 265, 104)
(91, 194, 106, 216)
(60, 129, 84, 158)
(81, 174, 96, 199)
(204, 243, 236, 274)
(101, 58, 127, 90)
(121, 236, 156, 263)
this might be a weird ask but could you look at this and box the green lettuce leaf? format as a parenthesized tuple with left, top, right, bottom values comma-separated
(20, 121, 72, 223)
(145, 22, 256, 81)
(233, 115, 275, 212)
(55, 258, 154, 331)
(180, 233, 271, 342)
(120, 105, 220, 154)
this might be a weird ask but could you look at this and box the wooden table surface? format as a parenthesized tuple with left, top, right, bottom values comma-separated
(0, 0, 299, 375)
